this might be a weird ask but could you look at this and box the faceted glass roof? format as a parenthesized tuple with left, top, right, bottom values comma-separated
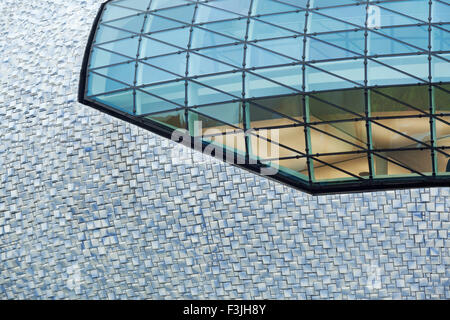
(79, 0, 450, 194)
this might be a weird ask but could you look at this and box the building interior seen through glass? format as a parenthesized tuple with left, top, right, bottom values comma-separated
(84, 0, 450, 185)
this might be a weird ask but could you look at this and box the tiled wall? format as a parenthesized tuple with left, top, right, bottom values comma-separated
(0, 0, 448, 299)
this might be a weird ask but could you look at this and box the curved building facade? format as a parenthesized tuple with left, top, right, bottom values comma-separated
(80, 0, 450, 193)
(1, 0, 449, 299)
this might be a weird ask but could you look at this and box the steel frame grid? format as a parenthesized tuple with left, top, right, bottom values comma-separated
(79, 0, 450, 195)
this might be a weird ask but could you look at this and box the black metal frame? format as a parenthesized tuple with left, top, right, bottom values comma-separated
(79, 0, 450, 195)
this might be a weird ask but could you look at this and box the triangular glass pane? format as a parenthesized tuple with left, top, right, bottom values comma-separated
(309, 5, 366, 33)
(368, 55, 428, 86)
(95, 62, 135, 85)
(196, 3, 242, 23)
(253, 0, 302, 15)
(311, 1, 360, 8)
(370, 26, 428, 55)
(377, 0, 428, 24)
(135, 89, 181, 115)
(308, 37, 359, 61)
(277, 159, 309, 181)
(432, 54, 450, 83)
(140, 37, 180, 58)
(144, 53, 187, 77)
(247, 65, 302, 98)
(145, 14, 185, 33)
(95, 25, 134, 44)
(258, 11, 306, 33)
(150, 0, 190, 10)
(249, 94, 303, 126)
(87, 72, 129, 96)
(306, 59, 364, 91)
(312, 155, 363, 181)
(97, 37, 139, 58)
(94, 89, 134, 114)
(189, 108, 246, 154)
(145, 109, 187, 130)
(309, 121, 367, 154)
(313, 30, 365, 58)
(370, 84, 429, 115)
(103, 13, 146, 33)
(188, 80, 238, 106)
(249, 129, 307, 165)
(149, 28, 190, 49)
(139, 82, 185, 109)
(136, 62, 178, 86)
(102, 5, 137, 22)
(90, 48, 131, 69)
(436, 134, 450, 174)
(201, 19, 247, 40)
(208, 0, 251, 15)
(432, 27, 450, 51)
(189, 53, 235, 76)
(194, 72, 243, 99)
(115, 0, 151, 11)
(195, 103, 244, 128)
(191, 27, 237, 49)
(309, 88, 365, 122)
(248, 19, 297, 41)
(191, 44, 244, 71)
(157, 4, 196, 23)
(372, 150, 432, 177)
(370, 118, 432, 150)
(246, 71, 297, 99)
(432, 0, 450, 24)
(247, 44, 295, 68)
(256, 38, 302, 60)
(434, 84, 450, 114)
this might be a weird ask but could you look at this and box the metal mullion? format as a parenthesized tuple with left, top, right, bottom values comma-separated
(429, 0, 437, 176)
(184, 1, 200, 134)
(302, 0, 313, 183)
(133, 1, 153, 115)
(188, 93, 364, 180)
(364, 1, 374, 179)
(242, 0, 254, 163)
(277, 0, 443, 59)
(246, 42, 364, 87)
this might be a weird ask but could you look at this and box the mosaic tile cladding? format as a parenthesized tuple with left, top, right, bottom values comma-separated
(0, 0, 449, 299)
